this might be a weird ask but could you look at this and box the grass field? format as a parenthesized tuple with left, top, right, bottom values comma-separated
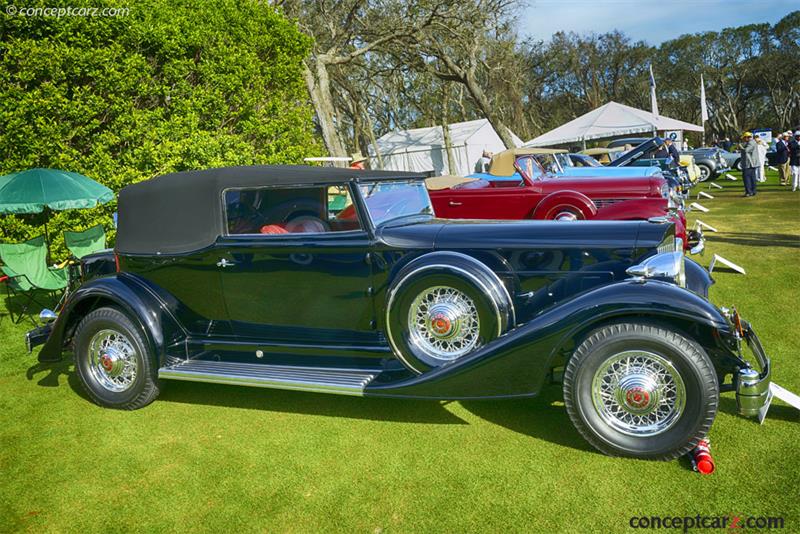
(1, 170, 798, 533)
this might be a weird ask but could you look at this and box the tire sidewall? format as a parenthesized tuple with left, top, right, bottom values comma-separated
(570, 325, 714, 458)
(74, 309, 153, 407)
(387, 271, 501, 373)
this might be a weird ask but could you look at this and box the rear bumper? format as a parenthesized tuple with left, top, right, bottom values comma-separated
(735, 322, 772, 422)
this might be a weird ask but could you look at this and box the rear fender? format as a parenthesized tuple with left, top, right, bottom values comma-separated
(37, 273, 185, 365)
(365, 280, 736, 399)
(531, 191, 597, 220)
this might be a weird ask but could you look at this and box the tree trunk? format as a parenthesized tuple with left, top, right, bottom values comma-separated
(463, 69, 517, 149)
(441, 88, 458, 175)
(302, 60, 347, 159)
(362, 102, 384, 169)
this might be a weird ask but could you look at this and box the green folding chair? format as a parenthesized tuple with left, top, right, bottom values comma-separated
(0, 236, 68, 324)
(64, 224, 106, 259)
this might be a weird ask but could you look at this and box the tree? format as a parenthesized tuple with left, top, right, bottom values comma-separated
(0, 0, 318, 258)
(411, 0, 520, 148)
(278, 0, 451, 158)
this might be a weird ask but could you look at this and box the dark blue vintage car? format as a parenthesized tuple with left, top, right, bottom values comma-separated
(27, 166, 771, 460)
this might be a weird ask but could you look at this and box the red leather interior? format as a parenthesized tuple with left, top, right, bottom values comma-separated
(259, 224, 288, 235)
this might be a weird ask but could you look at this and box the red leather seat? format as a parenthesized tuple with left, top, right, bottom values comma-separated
(259, 224, 288, 235)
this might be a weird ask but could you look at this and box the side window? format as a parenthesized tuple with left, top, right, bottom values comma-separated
(225, 185, 362, 235)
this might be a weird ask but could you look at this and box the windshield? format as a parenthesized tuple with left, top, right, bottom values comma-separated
(534, 154, 563, 174)
(358, 180, 433, 226)
(554, 153, 572, 169)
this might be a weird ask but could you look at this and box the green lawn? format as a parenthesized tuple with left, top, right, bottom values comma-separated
(1, 170, 798, 533)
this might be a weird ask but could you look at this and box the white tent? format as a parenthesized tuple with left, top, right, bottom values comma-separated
(524, 101, 704, 148)
(369, 119, 523, 176)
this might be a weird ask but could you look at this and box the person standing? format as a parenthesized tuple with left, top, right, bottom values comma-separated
(681, 138, 689, 151)
(775, 132, 790, 185)
(754, 134, 768, 182)
(740, 132, 759, 197)
(664, 138, 681, 167)
(789, 131, 800, 192)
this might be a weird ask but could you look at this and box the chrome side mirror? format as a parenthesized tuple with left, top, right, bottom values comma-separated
(39, 309, 57, 324)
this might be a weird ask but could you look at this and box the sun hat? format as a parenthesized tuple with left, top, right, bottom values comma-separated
(742, 131, 752, 137)
(795, 130, 800, 137)
(350, 152, 367, 163)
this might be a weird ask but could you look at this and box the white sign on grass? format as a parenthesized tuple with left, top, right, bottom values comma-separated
(708, 254, 745, 275)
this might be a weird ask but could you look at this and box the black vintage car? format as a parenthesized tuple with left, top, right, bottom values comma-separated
(27, 166, 772, 461)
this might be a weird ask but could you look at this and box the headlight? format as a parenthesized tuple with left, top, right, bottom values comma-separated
(660, 182, 669, 199)
(626, 249, 686, 287)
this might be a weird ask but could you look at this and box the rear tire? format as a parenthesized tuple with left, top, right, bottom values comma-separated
(73, 307, 160, 410)
(563, 321, 717, 460)
(697, 164, 711, 181)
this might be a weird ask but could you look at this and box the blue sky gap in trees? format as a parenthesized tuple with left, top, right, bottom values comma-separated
(520, 0, 797, 44)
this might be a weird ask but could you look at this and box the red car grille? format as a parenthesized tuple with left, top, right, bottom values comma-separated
(594, 199, 626, 208)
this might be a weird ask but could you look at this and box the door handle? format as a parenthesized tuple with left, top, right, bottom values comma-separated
(449, 201, 462, 206)
(216, 258, 237, 268)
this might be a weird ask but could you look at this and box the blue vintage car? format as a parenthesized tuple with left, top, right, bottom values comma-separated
(27, 166, 771, 461)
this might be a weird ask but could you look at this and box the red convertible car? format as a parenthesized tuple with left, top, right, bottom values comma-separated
(427, 148, 699, 253)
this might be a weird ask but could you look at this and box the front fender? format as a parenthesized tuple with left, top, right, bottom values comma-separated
(365, 280, 731, 399)
(37, 273, 185, 364)
(593, 198, 668, 221)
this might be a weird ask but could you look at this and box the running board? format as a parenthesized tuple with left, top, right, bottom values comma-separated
(158, 360, 380, 396)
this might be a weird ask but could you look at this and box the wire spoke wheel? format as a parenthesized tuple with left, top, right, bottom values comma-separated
(591, 350, 686, 436)
(407, 286, 480, 363)
(87, 328, 138, 393)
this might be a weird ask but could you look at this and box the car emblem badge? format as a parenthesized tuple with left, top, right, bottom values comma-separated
(625, 387, 651, 410)
(430, 313, 452, 336)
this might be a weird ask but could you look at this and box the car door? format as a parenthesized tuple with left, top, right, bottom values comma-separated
(215, 183, 378, 347)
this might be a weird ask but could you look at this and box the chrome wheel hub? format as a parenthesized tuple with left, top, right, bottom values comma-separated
(591, 350, 685, 436)
(87, 329, 138, 392)
(555, 211, 578, 222)
(408, 286, 480, 363)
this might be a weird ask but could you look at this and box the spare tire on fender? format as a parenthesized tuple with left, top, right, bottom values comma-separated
(385, 252, 515, 374)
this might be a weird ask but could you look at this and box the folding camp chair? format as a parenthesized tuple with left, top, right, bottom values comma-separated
(64, 224, 106, 259)
(0, 236, 68, 324)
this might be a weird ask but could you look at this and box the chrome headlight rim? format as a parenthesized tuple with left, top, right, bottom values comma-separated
(626, 250, 686, 288)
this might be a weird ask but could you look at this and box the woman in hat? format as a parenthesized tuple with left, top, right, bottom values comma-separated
(349, 153, 368, 170)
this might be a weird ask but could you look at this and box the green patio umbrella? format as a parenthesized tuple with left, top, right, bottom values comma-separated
(0, 168, 114, 247)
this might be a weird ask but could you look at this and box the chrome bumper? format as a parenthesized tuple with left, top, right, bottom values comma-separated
(688, 227, 705, 255)
(735, 323, 772, 423)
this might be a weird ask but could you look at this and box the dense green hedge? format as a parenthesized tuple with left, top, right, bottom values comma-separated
(0, 0, 319, 259)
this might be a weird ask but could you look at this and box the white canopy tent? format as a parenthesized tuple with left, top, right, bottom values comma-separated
(524, 101, 704, 148)
(369, 119, 523, 176)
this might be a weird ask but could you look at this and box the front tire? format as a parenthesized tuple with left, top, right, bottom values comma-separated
(697, 164, 711, 181)
(73, 307, 160, 409)
(563, 322, 718, 460)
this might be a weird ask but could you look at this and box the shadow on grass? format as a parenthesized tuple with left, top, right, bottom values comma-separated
(719, 395, 799, 423)
(710, 233, 800, 249)
(461, 385, 596, 453)
(24, 359, 594, 453)
(25, 358, 92, 403)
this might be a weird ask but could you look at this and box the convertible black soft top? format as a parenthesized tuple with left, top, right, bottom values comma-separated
(116, 165, 424, 255)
